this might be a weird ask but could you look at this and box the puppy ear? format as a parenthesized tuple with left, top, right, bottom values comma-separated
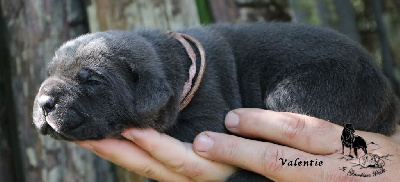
(133, 73, 173, 114)
(125, 58, 174, 115)
(118, 35, 176, 115)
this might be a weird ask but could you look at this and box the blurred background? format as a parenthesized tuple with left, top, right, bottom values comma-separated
(0, 0, 399, 181)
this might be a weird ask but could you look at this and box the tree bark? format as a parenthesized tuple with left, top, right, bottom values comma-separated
(208, 0, 239, 23)
(210, 0, 291, 23)
(372, 0, 399, 95)
(288, 0, 309, 23)
(316, 0, 330, 26)
(0, 0, 115, 182)
(0, 4, 21, 181)
(85, 0, 200, 32)
(333, 0, 360, 42)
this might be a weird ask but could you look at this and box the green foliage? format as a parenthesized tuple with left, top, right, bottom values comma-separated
(195, 0, 214, 24)
(352, 0, 365, 12)
(290, 0, 337, 26)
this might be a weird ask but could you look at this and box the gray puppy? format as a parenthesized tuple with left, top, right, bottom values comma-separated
(33, 23, 399, 181)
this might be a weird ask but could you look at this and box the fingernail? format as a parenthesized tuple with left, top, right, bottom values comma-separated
(225, 111, 239, 129)
(121, 129, 135, 141)
(77, 142, 93, 150)
(195, 133, 214, 152)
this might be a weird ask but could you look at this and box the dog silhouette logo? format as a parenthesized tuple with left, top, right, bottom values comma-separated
(338, 123, 391, 177)
(341, 123, 367, 158)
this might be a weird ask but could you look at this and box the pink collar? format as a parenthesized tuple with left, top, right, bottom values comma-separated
(168, 31, 206, 111)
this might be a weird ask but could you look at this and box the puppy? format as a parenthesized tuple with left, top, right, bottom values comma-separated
(33, 23, 400, 181)
(341, 123, 368, 158)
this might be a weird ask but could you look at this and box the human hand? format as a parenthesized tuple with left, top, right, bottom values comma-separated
(76, 108, 400, 181)
(193, 108, 400, 181)
(75, 129, 237, 182)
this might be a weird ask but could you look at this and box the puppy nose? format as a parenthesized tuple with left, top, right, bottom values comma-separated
(38, 95, 55, 116)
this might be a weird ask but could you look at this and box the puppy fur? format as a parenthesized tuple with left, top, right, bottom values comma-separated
(33, 23, 400, 181)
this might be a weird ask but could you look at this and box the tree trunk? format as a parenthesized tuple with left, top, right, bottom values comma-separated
(85, 0, 200, 32)
(372, 0, 399, 95)
(316, 0, 330, 26)
(332, 0, 360, 42)
(0, 0, 115, 182)
(209, 0, 291, 23)
(0, 4, 21, 181)
(288, 0, 309, 23)
(208, 0, 239, 23)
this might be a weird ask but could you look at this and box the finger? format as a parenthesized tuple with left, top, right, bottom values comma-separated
(122, 128, 237, 181)
(76, 139, 191, 182)
(225, 108, 343, 154)
(194, 131, 347, 182)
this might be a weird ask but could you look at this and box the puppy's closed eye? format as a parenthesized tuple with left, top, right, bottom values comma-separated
(77, 68, 106, 90)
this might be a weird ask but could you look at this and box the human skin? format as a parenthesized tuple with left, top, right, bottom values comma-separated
(76, 108, 400, 181)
